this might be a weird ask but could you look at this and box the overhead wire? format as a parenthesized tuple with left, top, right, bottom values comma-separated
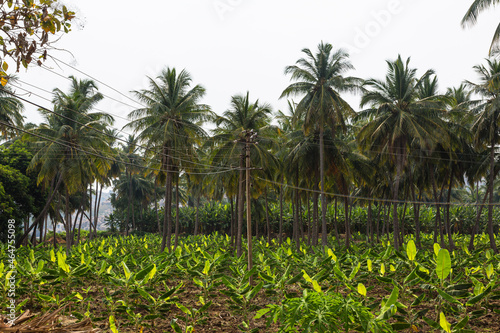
(5, 85, 237, 173)
(0, 119, 242, 176)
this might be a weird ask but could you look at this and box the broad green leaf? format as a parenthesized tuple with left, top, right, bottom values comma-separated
(245, 281, 264, 301)
(203, 260, 211, 276)
(136, 264, 155, 281)
(380, 263, 385, 276)
(349, 262, 361, 280)
(57, 251, 69, 273)
(486, 263, 494, 279)
(254, 307, 271, 319)
(367, 259, 372, 272)
(437, 289, 461, 305)
(176, 303, 192, 316)
(50, 249, 55, 262)
(137, 287, 155, 303)
(454, 315, 469, 330)
(312, 280, 322, 293)
(439, 312, 451, 333)
(302, 270, 312, 283)
(433, 243, 441, 256)
(121, 261, 131, 280)
(109, 315, 118, 333)
(327, 248, 337, 261)
(436, 249, 451, 281)
(406, 240, 417, 261)
(193, 277, 204, 288)
(357, 283, 367, 297)
(171, 319, 183, 333)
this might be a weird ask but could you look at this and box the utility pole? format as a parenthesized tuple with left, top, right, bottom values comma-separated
(245, 129, 257, 285)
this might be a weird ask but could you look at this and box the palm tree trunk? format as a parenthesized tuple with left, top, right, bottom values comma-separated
(410, 184, 422, 249)
(237, 154, 244, 257)
(160, 153, 172, 252)
(469, 190, 489, 251)
(279, 177, 284, 245)
(89, 182, 94, 239)
(334, 197, 340, 246)
(94, 182, 103, 237)
(17, 174, 63, 247)
(265, 187, 271, 244)
(487, 136, 498, 253)
(65, 187, 71, 255)
(367, 202, 372, 244)
(445, 171, 455, 249)
(154, 185, 161, 233)
(312, 184, 319, 246)
(230, 196, 235, 246)
(174, 177, 180, 249)
(392, 145, 403, 251)
(344, 196, 351, 248)
(306, 191, 311, 246)
(195, 196, 200, 236)
(319, 126, 327, 249)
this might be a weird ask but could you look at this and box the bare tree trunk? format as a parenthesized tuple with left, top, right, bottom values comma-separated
(344, 196, 351, 248)
(94, 182, 103, 237)
(445, 171, 455, 249)
(319, 126, 327, 249)
(160, 153, 173, 253)
(174, 177, 180, 249)
(306, 191, 311, 246)
(392, 145, 403, 251)
(367, 202, 372, 244)
(279, 177, 283, 245)
(469, 190, 489, 251)
(89, 182, 94, 239)
(154, 185, 161, 234)
(17, 174, 62, 247)
(265, 187, 270, 244)
(65, 187, 71, 255)
(312, 184, 319, 246)
(487, 136, 498, 253)
(236, 154, 244, 257)
(194, 196, 200, 236)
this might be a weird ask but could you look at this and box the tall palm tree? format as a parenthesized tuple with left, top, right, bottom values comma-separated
(465, 58, 500, 253)
(357, 56, 449, 250)
(281, 42, 360, 249)
(462, 0, 500, 55)
(208, 92, 276, 257)
(126, 68, 210, 252)
(27, 76, 113, 252)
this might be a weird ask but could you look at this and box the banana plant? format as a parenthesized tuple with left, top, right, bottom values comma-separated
(171, 297, 212, 333)
(136, 281, 183, 327)
(221, 265, 264, 330)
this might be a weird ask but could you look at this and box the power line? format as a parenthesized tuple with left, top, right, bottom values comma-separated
(254, 176, 499, 207)
(0, 120, 242, 176)
(5, 87, 235, 173)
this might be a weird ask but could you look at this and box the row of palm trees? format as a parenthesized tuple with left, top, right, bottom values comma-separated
(2, 42, 499, 254)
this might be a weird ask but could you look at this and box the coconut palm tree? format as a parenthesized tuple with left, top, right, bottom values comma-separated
(465, 58, 500, 253)
(462, 0, 500, 55)
(126, 67, 210, 253)
(207, 92, 277, 257)
(281, 42, 360, 249)
(357, 56, 449, 250)
(27, 76, 114, 252)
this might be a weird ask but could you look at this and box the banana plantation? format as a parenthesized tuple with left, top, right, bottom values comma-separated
(2, 1, 500, 331)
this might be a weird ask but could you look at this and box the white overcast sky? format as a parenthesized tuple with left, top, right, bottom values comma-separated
(15, 0, 500, 134)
